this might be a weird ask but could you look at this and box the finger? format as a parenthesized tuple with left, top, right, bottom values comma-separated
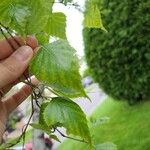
(0, 84, 12, 96)
(0, 45, 40, 93)
(4, 78, 39, 114)
(0, 46, 33, 88)
(1, 72, 31, 95)
(4, 85, 32, 114)
(0, 37, 23, 59)
(1, 74, 37, 97)
(26, 36, 38, 50)
(0, 36, 38, 60)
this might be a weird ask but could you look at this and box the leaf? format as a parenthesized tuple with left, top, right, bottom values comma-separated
(35, 32, 49, 45)
(30, 123, 61, 142)
(43, 97, 91, 143)
(49, 134, 61, 143)
(0, 1, 30, 34)
(9, 4, 30, 35)
(60, 0, 73, 5)
(0, 0, 15, 26)
(0, 0, 54, 35)
(95, 142, 117, 150)
(29, 40, 87, 98)
(25, 0, 53, 34)
(84, 2, 107, 32)
(144, 53, 150, 60)
(39, 102, 49, 125)
(30, 123, 50, 133)
(45, 12, 67, 39)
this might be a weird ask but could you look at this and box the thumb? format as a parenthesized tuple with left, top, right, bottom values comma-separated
(0, 46, 33, 88)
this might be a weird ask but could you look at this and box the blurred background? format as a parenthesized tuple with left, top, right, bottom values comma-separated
(3, 0, 150, 150)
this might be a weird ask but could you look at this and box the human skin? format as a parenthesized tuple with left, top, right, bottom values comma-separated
(0, 36, 38, 143)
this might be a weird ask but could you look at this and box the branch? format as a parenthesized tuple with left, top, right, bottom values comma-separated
(55, 128, 87, 143)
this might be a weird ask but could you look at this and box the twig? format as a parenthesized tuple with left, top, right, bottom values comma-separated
(0, 23, 22, 47)
(0, 27, 16, 51)
(55, 128, 87, 143)
(22, 94, 34, 148)
(0, 22, 88, 148)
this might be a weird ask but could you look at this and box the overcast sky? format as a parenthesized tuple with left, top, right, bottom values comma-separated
(53, 1, 85, 57)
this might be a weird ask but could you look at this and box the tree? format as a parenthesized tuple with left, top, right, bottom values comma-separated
(84, 0, 150, 104)
(0, 0, 113, 150)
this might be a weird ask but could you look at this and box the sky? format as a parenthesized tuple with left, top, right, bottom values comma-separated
(53, 0, 85, 57)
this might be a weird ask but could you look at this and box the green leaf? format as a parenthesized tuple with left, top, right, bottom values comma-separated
(30, 123, 50, 133)
(0, 0, 15, 26)
(25, 0, 53, 34)
(0, 1, 30, 34)
(43, 97, 91, 143)
(60, 0, 73, 5)
(0, 0, 54, 35)
(84, 2, 107, 32)
(29, 40, 87, 98)
(30, 123, 61, 142)
(9, 4, 30, 35)
(35, 32, 49, 45)
(95, 142, 117, 150)
(49, 134, 61, 143)
(45, 12, 67, 39)
(39, 102, 49, 125)
(144, 53, 150, 60)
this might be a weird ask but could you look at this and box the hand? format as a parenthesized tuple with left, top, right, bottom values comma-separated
(0, 36, 38, 143)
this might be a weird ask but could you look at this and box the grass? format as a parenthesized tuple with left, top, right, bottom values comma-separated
(58, 98, 150, 150)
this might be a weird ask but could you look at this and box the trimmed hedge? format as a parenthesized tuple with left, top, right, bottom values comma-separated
(83, 0, 150, 104)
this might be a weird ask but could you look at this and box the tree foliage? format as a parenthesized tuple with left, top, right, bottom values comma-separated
(84, 0, 150, 104)
(0, 0, 107, 149)
(84, 0, 107, 31)
(43, 97, 91, 143)
(29, 40, 87, 98)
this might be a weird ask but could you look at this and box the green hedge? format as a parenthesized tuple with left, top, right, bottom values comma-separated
(83, 0, 150, 104)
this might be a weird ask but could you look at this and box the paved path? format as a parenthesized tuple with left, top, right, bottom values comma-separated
(76, 83, 107, 115)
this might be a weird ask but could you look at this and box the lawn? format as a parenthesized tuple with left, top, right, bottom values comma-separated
(58, 98, 150, 150)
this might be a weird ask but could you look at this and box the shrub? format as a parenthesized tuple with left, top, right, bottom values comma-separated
(83, 0, 150, 104)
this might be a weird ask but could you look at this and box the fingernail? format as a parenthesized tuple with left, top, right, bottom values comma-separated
(26, 35, 36, 42)
(13, 46, 33, 61)
(27, 35, 36, 39)
(26, 35, 38, 49)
